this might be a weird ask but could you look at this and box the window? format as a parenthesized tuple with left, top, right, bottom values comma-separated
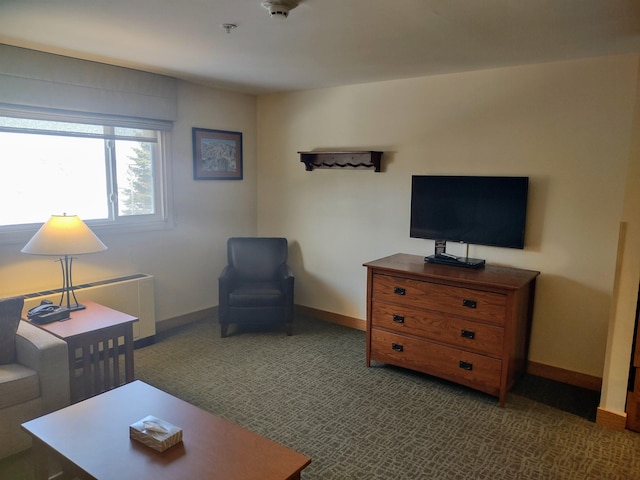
(0, 112, 172, 240)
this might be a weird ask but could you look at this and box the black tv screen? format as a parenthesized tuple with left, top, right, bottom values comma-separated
(410, 175, 529, 249)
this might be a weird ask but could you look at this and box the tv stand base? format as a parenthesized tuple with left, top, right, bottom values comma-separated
(425, 254, 486, 269)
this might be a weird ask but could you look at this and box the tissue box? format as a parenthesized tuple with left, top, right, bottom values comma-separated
(129, 415, 182, 452)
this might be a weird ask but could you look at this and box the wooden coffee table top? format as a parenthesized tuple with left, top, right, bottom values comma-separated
(22, 380, 311, 479)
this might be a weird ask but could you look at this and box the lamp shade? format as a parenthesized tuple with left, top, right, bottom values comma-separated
(21, 214, 107, 256)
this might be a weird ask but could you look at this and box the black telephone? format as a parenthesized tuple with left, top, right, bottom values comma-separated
(27, 300, 70, 324)
(28, 300, 56, 316)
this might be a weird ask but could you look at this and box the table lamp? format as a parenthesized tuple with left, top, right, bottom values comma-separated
(21, 214, 108, 311)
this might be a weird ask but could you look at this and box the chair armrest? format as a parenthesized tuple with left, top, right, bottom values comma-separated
(278, 264, 294, 280)
(281, 265, 295, 298)
(219, 265, 235, 283)
(219, 265, 237, 310)
(219, 265, 237, 288)
(15, 321, 70, 413)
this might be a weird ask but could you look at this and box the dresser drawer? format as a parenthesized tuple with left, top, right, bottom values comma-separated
(372, 273, 507, 325)
(371, 329, 501, 397)
(371, 301, 504, 357)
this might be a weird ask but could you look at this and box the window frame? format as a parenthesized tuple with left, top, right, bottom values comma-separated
(0, 107, 174, 245)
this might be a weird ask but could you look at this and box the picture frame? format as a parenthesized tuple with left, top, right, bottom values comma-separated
(192, 128, 243, 180)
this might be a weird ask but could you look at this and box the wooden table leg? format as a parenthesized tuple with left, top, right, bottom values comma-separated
(124, 325, 135, 383)
(31, 438, 50, 480)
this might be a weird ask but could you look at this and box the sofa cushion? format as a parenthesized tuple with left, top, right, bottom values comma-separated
(0, 364, 39, 409)
(229, 283, 284, 307)
(0, 297, 24, 364)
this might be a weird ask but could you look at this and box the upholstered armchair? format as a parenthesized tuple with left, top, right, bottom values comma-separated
(218, 237, 294, 338)
(0, 297, 70, 460)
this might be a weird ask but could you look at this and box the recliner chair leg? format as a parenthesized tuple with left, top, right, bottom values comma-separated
(221, 324, 228, 338)
(285, 323, 292, 336)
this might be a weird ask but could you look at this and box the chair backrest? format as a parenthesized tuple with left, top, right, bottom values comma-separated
(227, 237, 288, 282)
(0, 296, 24, 365)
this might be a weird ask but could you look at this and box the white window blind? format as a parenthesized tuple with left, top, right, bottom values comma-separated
(0, 44, 177, 122)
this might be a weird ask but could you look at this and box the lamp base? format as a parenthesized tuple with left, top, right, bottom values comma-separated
(68, 303, 86, 312)
(58, 256, 88, 313)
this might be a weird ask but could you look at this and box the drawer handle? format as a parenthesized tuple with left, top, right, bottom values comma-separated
(459, 361, 473, 371)
(391, 343, 404, 352)
(394, 287, 406, 296)
(461, 329, 475, 340)
(462, 299, 477, 309)
(392, 314, 405, 324)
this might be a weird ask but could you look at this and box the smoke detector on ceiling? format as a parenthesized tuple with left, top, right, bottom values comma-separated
(261, 0, 300, 19)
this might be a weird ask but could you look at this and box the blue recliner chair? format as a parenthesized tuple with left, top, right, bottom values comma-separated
(218, 237, 294, 338)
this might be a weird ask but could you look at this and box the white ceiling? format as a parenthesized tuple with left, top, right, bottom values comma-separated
(1, 0, 639, 94)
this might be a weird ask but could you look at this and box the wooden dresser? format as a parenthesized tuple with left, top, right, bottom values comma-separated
(364, 253, 539, 406)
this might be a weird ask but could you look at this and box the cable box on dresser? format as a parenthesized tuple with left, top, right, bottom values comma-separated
(363, 253, 540, 406)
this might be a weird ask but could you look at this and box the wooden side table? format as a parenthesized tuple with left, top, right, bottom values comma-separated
(32, 301, 139, 403)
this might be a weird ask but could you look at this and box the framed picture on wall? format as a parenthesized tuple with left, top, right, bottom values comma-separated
(192, 128, 243, 180)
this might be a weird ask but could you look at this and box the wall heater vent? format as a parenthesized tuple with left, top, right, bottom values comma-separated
(21, 274, 155, 341)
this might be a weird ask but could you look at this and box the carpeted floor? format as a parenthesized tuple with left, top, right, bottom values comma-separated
(2, 314, 639, 479)
(131, 315, 639, 480)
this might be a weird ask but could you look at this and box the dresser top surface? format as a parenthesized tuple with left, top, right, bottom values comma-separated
(364, 253, 539, 290)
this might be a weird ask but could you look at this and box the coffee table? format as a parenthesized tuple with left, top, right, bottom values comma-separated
(22, 380, 311, 480)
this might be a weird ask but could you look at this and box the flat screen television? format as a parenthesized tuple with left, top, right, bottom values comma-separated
(410, 175, 529, 251)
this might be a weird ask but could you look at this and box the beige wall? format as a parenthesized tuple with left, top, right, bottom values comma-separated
(601, 61, 640, 414)
(2, 48, 639, 416)
(257, 55, 639, 385)
(1, 80, 258, 321)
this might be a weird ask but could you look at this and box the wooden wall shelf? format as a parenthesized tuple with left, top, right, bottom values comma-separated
(298, 151, 383, 172)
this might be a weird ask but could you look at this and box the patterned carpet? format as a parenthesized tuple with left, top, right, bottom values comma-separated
(132, 316, 640, 480)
